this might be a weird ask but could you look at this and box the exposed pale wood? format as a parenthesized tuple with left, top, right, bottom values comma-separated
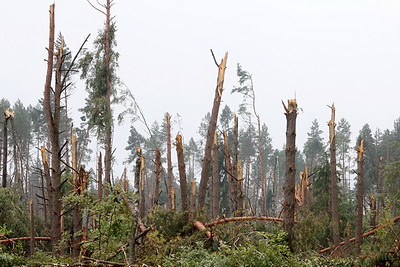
(223, 131, 236, 212)
(355, 139, 364, 255)
(211, 131, 219, 219)
(198, 52, 228, 209)
(194, 220, 212, 238)
(282, 99, 298, 252)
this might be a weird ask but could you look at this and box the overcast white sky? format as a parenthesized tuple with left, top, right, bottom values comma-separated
(1, 1, 400, 175)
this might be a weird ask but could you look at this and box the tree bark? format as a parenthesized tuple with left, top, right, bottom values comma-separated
(377, 156, 383, 219)
(232, 113, 239, 213)
(71, 134, 81, 257)
(282, 99, 298, 252)
(190, 179, 196, 218)
(257, 115, 266, 216)
(139, 154, 146, 218)
(211, 131, 219, 219)
(98, 152, 103, 200)
(175, 134, 189, 215)
(166, 112, 173, 209)
(328, 104, 340, 250)
(103, 0, 113, 197)
(153, 149, 162, 205)
(2, 110, 12, 187)
(198, 52, 228, 209)
(29, 199, 35, 256)
(355, 140, 364, 255)
(43, 4, 63, 253)
(223, 131, 236, 213)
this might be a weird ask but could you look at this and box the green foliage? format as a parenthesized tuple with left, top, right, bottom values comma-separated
(294, 211, 330, 251)
(384, 160, 400, 210)
(0, 253, 27, 267)
(0, 188, 29, 238)
(145, 207, 191, 239)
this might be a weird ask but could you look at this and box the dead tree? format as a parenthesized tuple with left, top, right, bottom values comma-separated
(2, 109, 13, 187)
(328, 103, 340, 250)
(223, 131, 236, 213)
(175, 134, 189, 215)
(282, 99, 298, 252)
(153, 149, 162, 205)
(198, 51, 228, 210)
(232, 113, 239, 213)
(211, 131, 219, 219)
(377, 156, 383, 219)
(355, 140, 364, 255)
(166, 112, 173, 209)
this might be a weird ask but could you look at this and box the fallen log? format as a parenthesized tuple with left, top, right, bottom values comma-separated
(80, 256, 126, 266)
(0, 237, 51, 243)
(205, 216, 284, 227)
(319, 215, 400, 254)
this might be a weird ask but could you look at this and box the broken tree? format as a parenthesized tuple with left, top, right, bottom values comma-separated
(198, 51, 228, 210)
(282, 99, 298, 252)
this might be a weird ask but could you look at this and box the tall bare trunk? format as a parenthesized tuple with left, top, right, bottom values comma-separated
(176, 134, 189, 215)
(355, 140, 364, 255)
(103, 0, 113, 197)
(328, 104, 340, 250)
(282, 99, 298, 252)
(232, 113, 239, 213)
(98, 152, 103, 200)
(153, 149, 162, 205)
(257, 115, 266, 216)
(29, 199, 35, 256)
(198, 52, 228, 209)
(166, 112, 173, 209)
(212, 132, 219, 219)
(377, 156, 383, 219)
(71, 134, 81, 257)
(223, 131, 236, 213)
(2, 111, 12, 187)
(139, 155, 146, 218)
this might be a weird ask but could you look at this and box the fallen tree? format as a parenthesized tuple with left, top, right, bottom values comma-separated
(205, 216, 284, 228)
(0, 237, 51, 243)
(319, 215, 400, 254)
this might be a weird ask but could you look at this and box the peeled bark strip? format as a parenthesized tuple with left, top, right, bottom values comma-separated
(198, 51, 228, 209)
(328, 103, 340, 250)
(282, 99, 298, 252)
(355, 140, 364, 255)
(175, 134, 189, 214)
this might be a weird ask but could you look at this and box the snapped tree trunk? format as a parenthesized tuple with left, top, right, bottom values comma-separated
(153, 149, 162, 205)
(211, 131, 219, 219)
(198, 51, 228, 209)
(257, 115, 266, 216)
(282, 99, 298, 252)
(355, 140, 364, 255)
(232, 113, 239, 213)
(71, 134, 82, 257)
(166, 112, 173, 209)
(328, 103, 340, 250)
(139, 154, 146, 218)
(190, 179, 196, 218)
(175, 134, 189, 215)
(2, 110, 12, 188)
(223, 131, 236, 213)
